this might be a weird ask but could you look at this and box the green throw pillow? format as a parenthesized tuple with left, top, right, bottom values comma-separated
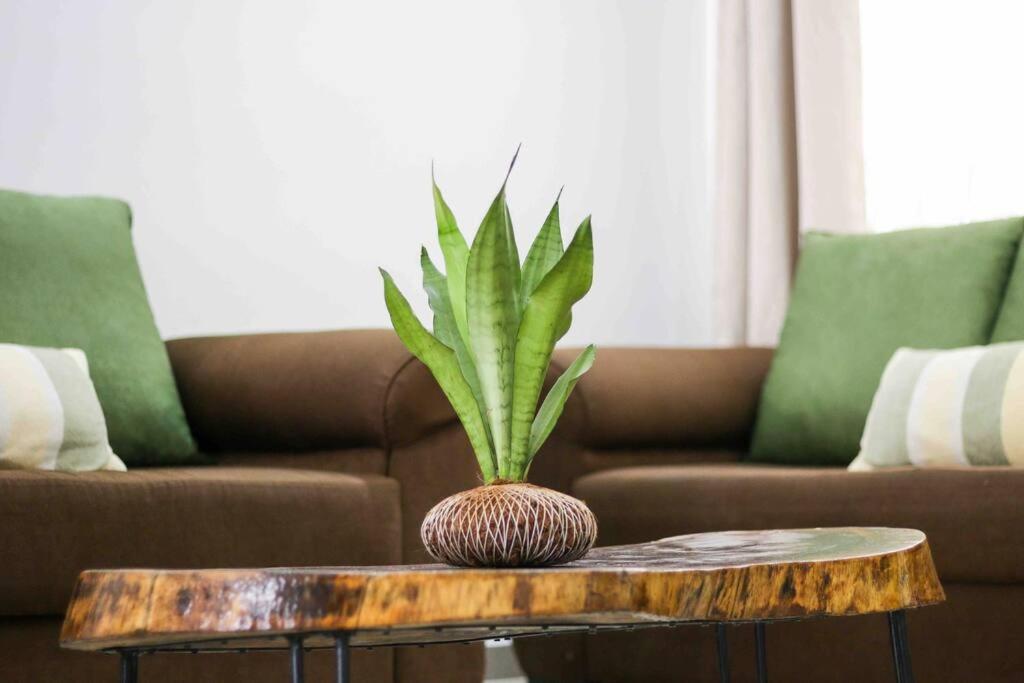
(750, 217, 1024, 466)
(990, 237, 1024, 342)
(0, 188, 198, 465)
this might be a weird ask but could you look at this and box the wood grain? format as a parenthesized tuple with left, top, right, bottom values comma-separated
(60, 527, 944, 652)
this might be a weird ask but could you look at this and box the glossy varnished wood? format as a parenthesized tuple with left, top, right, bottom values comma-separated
(60, 527, 944, 652)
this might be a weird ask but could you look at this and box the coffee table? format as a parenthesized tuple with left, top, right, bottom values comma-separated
(61, 527, 943, 683)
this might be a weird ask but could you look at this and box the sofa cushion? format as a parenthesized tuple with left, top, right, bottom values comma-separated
(751, 218, 1024, 466)
(0, 467, 400, 616)
(0, 189, 197, 465)
(575, 463, 1024, 583)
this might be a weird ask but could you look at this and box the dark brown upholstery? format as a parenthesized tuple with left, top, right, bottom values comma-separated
(576, 463, 1024, 583)
(0, 468, 400, 615)
(552, 346, 773, 448)
(217, 448, 388, 476)
(166, 329, 456, 452)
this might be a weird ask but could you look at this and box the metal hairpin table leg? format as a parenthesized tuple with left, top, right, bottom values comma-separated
(120, 650, 138, 683)
(754, 622, 767, 683)
(888, 611, 915, 683)
(716, 625, 730, 683)
(289, 637, 305, 683)
(335, 633, 351, 683)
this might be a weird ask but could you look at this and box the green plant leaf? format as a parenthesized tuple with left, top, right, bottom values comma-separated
(520, 192, 563, 305)
(420, 247, 458, 348)
(420, 247, 493, 458)
(380, 268, 496, 482)
(466, 185, 520, 478)
(554, 310, 572, 341)
(509, 217, 594, 478)
(528, 344, 596, 461)
(432, 177, 471, 344)
(504, 201, 523, 314)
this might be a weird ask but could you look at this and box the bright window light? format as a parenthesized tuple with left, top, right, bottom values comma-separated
(860, 0, 1024, 231)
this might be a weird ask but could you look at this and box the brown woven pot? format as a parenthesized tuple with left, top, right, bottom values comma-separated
(420, 482, 598, 567)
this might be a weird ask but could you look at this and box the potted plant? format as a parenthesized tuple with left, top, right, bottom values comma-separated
(379, 153, 597, 567)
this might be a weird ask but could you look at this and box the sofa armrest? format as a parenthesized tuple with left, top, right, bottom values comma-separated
(552, 346, 774, 450)
(166, 329, 455, 453)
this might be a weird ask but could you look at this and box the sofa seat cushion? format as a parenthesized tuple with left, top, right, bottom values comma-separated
(575, 463, 1024, 583)
(0, 468, 400, 616)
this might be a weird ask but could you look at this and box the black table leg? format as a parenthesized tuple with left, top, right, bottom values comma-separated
(716, 625, 730, 683)
(120, 651, 138, 683)
(888, 610, 914, 683)
(335, 633, 350, 683)
(754, 622, 767, 683)
(290, 637, 305, 683)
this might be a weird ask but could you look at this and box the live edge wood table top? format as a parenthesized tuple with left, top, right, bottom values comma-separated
(61, 527, 944, 683)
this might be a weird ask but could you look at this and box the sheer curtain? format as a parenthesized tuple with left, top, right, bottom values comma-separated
(860, 0, 1024, 231)
(714, 0, 867, 346)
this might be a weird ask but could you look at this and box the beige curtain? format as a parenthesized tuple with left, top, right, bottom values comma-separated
(714, 0, 866, 346)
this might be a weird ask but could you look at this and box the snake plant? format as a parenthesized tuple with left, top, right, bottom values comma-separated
(380, 154, 595, 483)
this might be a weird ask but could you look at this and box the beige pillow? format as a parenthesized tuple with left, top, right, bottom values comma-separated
(0, 344, 125, 471)
(850, 342, 1024, 471)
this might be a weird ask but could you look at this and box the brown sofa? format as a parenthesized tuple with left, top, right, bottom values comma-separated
(516, 347, 1024, 682)
(0, 329, 487, 683)
(6, 330, 1018, 682)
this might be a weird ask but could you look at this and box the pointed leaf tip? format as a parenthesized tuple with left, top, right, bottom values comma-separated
(432, 179, 471, 344)
(519, 192, 565, 302)
(503, 144, 522, 186)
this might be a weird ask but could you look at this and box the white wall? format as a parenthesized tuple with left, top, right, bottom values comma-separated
(0, 0, 712, 347)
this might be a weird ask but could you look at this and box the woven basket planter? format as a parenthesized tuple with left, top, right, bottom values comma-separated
(421, 482, 598, 568)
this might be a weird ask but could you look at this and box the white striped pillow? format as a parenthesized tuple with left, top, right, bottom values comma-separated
(0, 344, 125, 471)
(850, 342, 1024, 470)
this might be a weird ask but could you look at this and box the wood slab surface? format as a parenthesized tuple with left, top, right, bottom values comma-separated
(61, 527, 944, 652)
